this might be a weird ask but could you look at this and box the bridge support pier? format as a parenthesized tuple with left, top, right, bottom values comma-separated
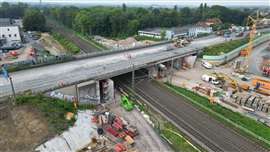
(131, 70, 135, 89)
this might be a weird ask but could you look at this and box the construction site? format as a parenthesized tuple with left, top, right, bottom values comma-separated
(1, 1, 270, 152)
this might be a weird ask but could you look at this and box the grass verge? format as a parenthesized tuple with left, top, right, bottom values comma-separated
(203, 38, 248, 56)
(16, 94, 77, 134)
(161, 122, 201, 152)
(120, 83, 201, 152)
(164, 83, 270, 150)
(52, 33, 80, 54)
(75, 33, 108, 51)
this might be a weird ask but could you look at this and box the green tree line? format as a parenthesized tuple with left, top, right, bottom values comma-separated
(44, 4, 251, 38)
(0, 2, 47, 32)
(0, 2, 28, 18)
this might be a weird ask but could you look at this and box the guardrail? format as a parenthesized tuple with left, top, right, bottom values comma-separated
(203, 33, 270, 65)
(5, 41, 172, 72)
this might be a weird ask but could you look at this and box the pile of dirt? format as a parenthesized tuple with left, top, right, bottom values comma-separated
(0, 105, 52, 152)
(39, 33, 67, 55)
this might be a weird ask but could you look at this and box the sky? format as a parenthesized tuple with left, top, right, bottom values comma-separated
(1, 0, 269, 6)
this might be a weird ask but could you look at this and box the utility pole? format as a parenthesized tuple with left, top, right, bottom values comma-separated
(9, 76, 16, 102)
(74, 84, 79, 109)
(170, 59, 174, 84)
(1, 64, 16, 103)
(132, 64, 135, 89)
(125, 53, 135, 89)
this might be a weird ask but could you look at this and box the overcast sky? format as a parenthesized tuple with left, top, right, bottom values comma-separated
(1, 0, 269, 6)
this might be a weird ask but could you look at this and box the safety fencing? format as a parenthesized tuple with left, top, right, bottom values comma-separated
(4, 41, 171, 72)
(203, 33, 270, 65)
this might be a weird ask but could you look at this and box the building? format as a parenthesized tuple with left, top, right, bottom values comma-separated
(138, 30, 162, 39)
(0, 26, 21, 43)
(138, 26, 189, 40)
(138, 24, 213, 40)
(13, 19, 23, 28)
(188, 26, 212, 37)
(0, 18, 12, 26)
(0, 18, 21, 44)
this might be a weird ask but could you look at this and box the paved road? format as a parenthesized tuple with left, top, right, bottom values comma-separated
(0, 31, 269, 98)
(135, 79, 268, 152)
(248, 41, 270, 75)
(47, 19, 100, 53)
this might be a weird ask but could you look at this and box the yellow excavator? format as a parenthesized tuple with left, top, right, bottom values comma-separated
(212, 72, 241, 93)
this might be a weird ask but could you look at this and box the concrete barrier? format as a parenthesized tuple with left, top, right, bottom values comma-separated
(203, 33, 270, 65)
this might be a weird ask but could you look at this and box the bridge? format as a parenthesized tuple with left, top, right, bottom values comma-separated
(0, 29, 269, 99)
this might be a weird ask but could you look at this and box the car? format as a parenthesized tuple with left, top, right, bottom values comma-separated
(201, 60, 213, 69)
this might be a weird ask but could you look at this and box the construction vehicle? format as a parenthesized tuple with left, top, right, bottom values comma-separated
(252, 78, 270, 90)
(173, 38, 189, 48)
(261, 55, 270, 77)
(201, 74, 220, 85)
(120, 95, 134, 111)
(251, 78, 270, 96)
(212, 72, 242, 92)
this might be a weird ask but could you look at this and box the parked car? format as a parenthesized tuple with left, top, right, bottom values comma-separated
(201, 60, 213, 69)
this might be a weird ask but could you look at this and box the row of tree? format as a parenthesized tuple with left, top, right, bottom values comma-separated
(0, 2, 251, 37)
(0, 2, 46, 32)
(0, 2, 28, 18)
(45, 4, 251, 38)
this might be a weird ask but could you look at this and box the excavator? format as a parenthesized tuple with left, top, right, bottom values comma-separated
(212, 72, 242, 93)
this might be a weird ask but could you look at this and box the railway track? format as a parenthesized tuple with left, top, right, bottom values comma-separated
(134, 86, 223, 152)
(115, 77, 268, 152)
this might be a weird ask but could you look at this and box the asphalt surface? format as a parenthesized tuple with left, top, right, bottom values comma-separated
(1, 29, 270, 98)
(47, 19, 100, 53)
(248, 41, 270, 76)
(134, 79, 268, 152)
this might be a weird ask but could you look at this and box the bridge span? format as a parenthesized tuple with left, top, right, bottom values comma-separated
(1, 32, 265, 98)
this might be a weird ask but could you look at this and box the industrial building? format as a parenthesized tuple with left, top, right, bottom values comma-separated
(188, 26, 212, 37)
(138, 25, 213, 40)
(0, 18, 22, 47)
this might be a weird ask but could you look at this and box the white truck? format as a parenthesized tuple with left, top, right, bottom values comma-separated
(201, 74, 220, 85)
(201, 60, 213, 69)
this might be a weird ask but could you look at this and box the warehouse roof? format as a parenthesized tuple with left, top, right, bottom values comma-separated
(0, 18, 12, 26)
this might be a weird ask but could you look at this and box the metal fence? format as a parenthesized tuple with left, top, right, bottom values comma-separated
(4, 41, 171, 72)
(6, 55, 74, 72)
(203, 33, 270, 65)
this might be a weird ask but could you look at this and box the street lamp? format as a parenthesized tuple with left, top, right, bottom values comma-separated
(1, 64, 16, 103)
(124, 53, 135, 89)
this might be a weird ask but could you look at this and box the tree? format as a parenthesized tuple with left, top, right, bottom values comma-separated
(160, 30, 166, 40)
(174, 5, 178, 11)
(23, 9, 46, 31)
(122, 3, 127, 12)
(127, 19, 139, 35)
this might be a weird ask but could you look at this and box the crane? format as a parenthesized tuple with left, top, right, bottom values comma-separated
(235, 12, 259, 73)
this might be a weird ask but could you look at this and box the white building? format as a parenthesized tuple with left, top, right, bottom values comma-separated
(0, 26, 21, 43)
(138, 26, 189, 40)
(13, 19, 23, 28)
(188, 26, 212, 37)
(138, 30, 162, 39)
